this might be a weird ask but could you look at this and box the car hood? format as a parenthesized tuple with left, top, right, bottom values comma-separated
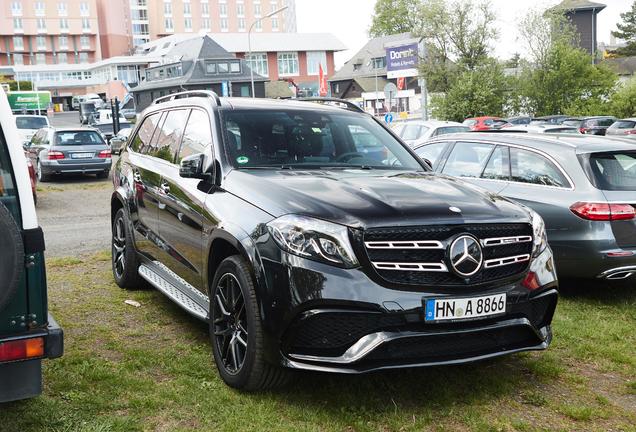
(223, 169, 530, 228)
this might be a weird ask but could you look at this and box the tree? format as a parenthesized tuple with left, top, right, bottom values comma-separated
(518, 8, 577, 68)
(369, 0, 422, 37)
(0, 78, 33, 91)
(611, 1, 636, 57)
(610, 78, 636, 118)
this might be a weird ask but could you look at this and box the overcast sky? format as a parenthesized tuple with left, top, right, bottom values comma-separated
(296, 0, 634, 67)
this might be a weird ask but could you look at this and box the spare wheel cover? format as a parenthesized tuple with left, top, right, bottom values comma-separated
(0, 201, 24, 311)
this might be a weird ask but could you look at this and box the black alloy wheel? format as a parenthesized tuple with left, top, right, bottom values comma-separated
(213, 273, 248, 375)
(111, 208, 143, 289)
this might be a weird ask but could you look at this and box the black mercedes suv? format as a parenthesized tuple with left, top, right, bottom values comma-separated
(111, 91, 558, 390)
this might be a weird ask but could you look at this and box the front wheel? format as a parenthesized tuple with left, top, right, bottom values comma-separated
(112, 208, 143, 289)
(210, 255, 290, 391)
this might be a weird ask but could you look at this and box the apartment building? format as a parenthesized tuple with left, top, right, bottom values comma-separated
(1, 0, 102, 66)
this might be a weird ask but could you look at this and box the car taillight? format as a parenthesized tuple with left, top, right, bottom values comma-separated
(0, 337, 45, 363)
(570, 202, 636, 221)
(98, 150, 112, 158)
(626, 130, 636, 135)
(579, 127, 587, 134)
(48, 151, 65, 160)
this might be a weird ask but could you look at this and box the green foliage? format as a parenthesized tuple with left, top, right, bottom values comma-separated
(612, 1, 636, 43)
(610, 78, 636, 118)
(431, 61, 509, 122)
(368, 0, 422, 37)
(0, 78, 33, 91)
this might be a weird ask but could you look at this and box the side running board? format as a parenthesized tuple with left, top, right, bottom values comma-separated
(138, 262, 209, 321)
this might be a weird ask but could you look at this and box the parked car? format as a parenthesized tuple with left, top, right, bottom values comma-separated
(79, 101, 98, 125)
(26, 127, 111, 181)
(393, 120, 470, 146)
(506, 116, 533, 125)
(578, 116, 617, 136)
(463, 116, 510, 131)
(72, 93, 103, 111)
(506, 124, 581, 134)
(0, 88, 63, 403)
(88, 109, 127, 126)
(109, 127, 132, 154)
(413, 132, 636, 281)
(93, 121, 132, 144)
(530, 115, 569, 125)
(605, 118, 636, 137)
(14, 114, 50, 147)
(111, 91, 557, 390)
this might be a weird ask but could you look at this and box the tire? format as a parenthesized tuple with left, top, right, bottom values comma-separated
(36, 159, 51, 183)
(111, 207, 143, 289)
(97, 170, 109, 179)
(0, 201, 24, 312)
(210, 255, 290, 391)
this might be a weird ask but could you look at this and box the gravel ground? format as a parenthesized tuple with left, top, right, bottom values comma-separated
(37, 112, 114, 258)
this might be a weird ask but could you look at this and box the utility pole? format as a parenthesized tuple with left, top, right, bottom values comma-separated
(418, 39, 428, 121)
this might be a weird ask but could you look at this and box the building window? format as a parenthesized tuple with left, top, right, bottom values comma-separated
(82, 18, 91, 31)
(306, 51, 327, 75)
(58, 2, 67, 16)
(217, 62, 229, 73)
(184, 18, 192, 31)
(202, 18, 210, 30)
(131, 9, 148, 20)
(205, 62, 216, 74)
(372, 56, 386, 69)
(220, 18, 228, 31)
(37, 18, 46, 32)
(11, 2, 22, 16)
(201, 2, 209, 16)
(219, 2, 227, 16)
(59, 35, 69, 49)
(277, 52, 298, 76)
(254, 2, 261, 16)
(163, 1, 172, 15)
(237, 2, 245, 16)
(35, 2, 45, 16)
(13, 18, 23, 31)
(230, 61, 241, 73)
(130, 0, 147, 6)
(79, 52, 89, 63)
(37, 36, 46, 51)
(183, 2, 191, 15)
(80, 35, 89, 49)
(132, 23, 149, 35)
(238, 18, 245, 31)
(60, 18, 69, 31)
(271, 17, 279, 31)
(57, 52, 68, 64)
(13, 54, 24, 65)
(164, 18, 174, 32)
(270, 1, 278, 13)
(13, 36, 24, 51)
(246, 53, 268, 77)
(80, 2, 89, 16)
(36, 54, 46, 65)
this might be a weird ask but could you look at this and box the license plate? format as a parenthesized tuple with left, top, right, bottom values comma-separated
(424, 293, 506, 322)
(71, 152, 93, 159)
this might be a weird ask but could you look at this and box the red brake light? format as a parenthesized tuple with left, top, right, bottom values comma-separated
(626, 130, 636, 135)
(48, 151, 65, 160)
(570, 202, 635, 221)
(579, 127, 587, 134)
(0, 337, 45, 363)
(98, 149, 111, 158)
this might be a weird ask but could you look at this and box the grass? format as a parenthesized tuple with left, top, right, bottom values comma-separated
(1, 252, 635, 432)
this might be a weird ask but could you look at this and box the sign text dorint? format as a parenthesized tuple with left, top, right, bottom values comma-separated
(386, 43, 419, 79)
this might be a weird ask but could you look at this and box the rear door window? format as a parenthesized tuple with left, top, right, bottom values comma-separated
(598, 118, 616, 127)
(510, 148, 569, 187)
(482, 146, 510, 180)
(130, 112, 162, 153)
(152, 109, 189, 163)
(441, 142, 495, 178)
(586, 151, 636, 190)
(415, 142, 448, 168)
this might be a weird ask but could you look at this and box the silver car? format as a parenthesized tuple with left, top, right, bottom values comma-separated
(392, 120, 470, 146)
(606, 118, 636, 138)
(414, 133, 636, 281)
(109, 127, 132, 155)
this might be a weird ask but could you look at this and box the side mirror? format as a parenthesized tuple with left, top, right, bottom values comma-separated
(179, 153, 209, 180)
(422, 158, 433, 170)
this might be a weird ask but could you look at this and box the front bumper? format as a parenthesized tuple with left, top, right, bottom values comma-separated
(41, 159, 111, 175)
(256, 242, 558, 373)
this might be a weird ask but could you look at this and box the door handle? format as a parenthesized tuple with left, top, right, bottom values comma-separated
(160, 183, 170, 194)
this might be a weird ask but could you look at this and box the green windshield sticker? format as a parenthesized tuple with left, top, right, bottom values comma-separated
(236, 156, 249, 165)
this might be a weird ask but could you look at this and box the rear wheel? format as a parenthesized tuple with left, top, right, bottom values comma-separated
(210, 255, 290, 391)
(112, 208, 143, 289)
(36, 160, 51, 183)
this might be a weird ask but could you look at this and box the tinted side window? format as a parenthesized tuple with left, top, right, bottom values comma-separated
(482, 146, 510, 180)
(151, 109, 189, 163)
(442, 142, 494, 178)
(130, 112, 162, 153)
(415, 142, 447, 167)
(178, 110, 212, 163)
(510, 148, 569, 187)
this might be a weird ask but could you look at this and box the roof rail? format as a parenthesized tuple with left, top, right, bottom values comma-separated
(296, 97, 366, 114)
(152, 90, 221, 106)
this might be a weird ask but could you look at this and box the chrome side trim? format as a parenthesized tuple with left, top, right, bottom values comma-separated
(482, 236, 532, 247)
(365, 240, 444, 249)
(484, 254, 530, 269)
(371, 261, 449, 272)
(597, 265, 636, 280)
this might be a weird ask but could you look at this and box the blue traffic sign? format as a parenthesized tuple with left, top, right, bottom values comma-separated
(384, 113, 394, 124)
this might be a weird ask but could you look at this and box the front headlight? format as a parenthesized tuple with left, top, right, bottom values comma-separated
(267, 215, 359, 268)
(530, 209, 548, 257)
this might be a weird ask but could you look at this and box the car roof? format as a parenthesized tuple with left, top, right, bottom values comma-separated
(617, 118, 636, 121)
(398, 119, 465, 127)
(47, 127, 100, 133)
(424, 132, 636, 155)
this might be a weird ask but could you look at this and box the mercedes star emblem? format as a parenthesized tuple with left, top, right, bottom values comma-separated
(449, 235, 483, 277)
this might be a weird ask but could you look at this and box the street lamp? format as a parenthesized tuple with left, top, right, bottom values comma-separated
(248, 5, 288, 98)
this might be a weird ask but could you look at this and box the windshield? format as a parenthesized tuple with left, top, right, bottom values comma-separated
(54, 131, 105, 146)
(15, 116, 48, 130)
(585, 151, 636, 190)
(402, 124, 428, 141)
(221, 109, 425, 170)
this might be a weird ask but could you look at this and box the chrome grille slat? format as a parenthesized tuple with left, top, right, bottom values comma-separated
(372, 262, 448, 272)
(364, 240, 444, 249)
(482, 236, 532, 247)
(484, 254, 531, 269)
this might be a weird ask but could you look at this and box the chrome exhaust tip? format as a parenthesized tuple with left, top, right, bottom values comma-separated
(597, 266, 636, 280)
